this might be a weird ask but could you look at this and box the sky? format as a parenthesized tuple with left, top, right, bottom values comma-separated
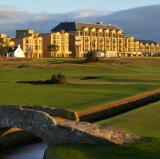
(0, 0, 160, 40)
(0, 0, 160, 13)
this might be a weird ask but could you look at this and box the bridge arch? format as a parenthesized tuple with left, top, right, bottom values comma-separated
(0, 106, 57, 144)
(0, 106, 140, 146)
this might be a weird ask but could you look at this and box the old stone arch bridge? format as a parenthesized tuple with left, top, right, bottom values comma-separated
(0, 105, 139, 146)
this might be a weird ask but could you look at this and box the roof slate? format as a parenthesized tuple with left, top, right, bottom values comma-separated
(51, 22, 122, 32)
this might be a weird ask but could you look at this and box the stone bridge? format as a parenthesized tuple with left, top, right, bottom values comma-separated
(0, 105, 139, 146)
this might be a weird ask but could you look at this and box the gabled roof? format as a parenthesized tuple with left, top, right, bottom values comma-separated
(51, 22, 122, 32)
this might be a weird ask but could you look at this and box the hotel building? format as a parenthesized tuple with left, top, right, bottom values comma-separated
(15, 29, 43, 58)
(51, 22, 160, 58)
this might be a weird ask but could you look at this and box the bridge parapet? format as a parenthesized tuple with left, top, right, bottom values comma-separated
(0, 105, 140, 146)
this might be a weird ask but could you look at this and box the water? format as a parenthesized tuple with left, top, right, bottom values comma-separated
(0, 143, 47, 159)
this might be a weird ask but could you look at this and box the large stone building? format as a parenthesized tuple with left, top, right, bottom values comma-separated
(1, 22, 159, 59)
(51, 22, 160, 58)
(51, 22, 126, 58)
(15, 29, 43, 58)
(136, 40, 160, 56)
(41, 30, 71, 58)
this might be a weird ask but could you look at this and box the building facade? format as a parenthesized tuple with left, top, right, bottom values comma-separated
(0, 34, 15, 47)
(15, 29, 43, 58)
(41, 31, 71, 58)
(50, 31, 71, 58)
(1, 22, 159, 59)
(51, 22, 160, 58)
(52, 22, 126, 58)
(137, 40, 160, 56)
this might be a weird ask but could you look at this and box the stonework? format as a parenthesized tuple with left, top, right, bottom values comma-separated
(0, 106, 140, 146)
(79, 89, 160, 122)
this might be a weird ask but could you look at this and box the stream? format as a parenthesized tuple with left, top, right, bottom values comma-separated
(0, 143, 47, 159)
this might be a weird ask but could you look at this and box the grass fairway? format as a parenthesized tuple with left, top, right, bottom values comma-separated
(0, 58, 160, 158)
(0, 57, 159, 110)
(46, 102, 160, 159)
(46, 139, 160, 159)
(99, 101, 160, 138)
(40, 58, 160, 159)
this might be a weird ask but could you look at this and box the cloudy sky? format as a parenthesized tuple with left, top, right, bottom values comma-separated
(0, 0, 160, 40)
(0, 0, 160, 13)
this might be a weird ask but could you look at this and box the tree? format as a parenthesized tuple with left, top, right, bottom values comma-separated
(0, 43, 10, 56)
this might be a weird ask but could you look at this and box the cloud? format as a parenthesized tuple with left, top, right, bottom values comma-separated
(65, 9, 109, 18)
(0, 6, 110, 36)
(0, 4, 160, 41)
(99, 4, 160, 41)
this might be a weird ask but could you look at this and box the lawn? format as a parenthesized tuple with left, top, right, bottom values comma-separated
(45, 102, 160, 159)
(46, 139, 160, 159)
(98, 101, 160, 138)
(0, 58, 160, 158)
(0, 58, 159, 110)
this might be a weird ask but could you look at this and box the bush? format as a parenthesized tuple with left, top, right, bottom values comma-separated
(50, 73, 67, 84)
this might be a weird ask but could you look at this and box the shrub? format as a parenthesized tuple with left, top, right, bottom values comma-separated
(50, 73, 67, 84)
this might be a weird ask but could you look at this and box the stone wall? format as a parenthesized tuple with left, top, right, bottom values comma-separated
(21, 105, 79, 121)
(79, 89, 160, 122)
(0, 106, 140, 146)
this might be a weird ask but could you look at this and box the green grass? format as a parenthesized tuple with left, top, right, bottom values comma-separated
(46, 102, 160, 159)
(0, 58, 160, 158)
(0, 58, 159, 110)
(98, 101, 160, 138)
(46, 138, 160, 159)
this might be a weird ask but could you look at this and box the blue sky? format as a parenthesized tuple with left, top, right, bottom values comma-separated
(0, 0, 160, 13)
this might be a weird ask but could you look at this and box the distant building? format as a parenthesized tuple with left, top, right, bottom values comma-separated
(86, 50, 105, 58)
(50, 30, 72, 58)
(0, 22, 158, 59)
(15, 29, 43, 58)
(7, 45, 25, 58)
(0, 34, 15, 47)
(136, 39, 160, 56)
(40, 33, 51, 58)
(41, 30, 72, 58)
(51, 22, 125, 58)
(51, 22, 160, 58)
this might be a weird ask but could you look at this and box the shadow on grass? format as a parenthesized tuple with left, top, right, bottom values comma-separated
(81, 76, 101, 80)
(45, 138, 160, 159)
(16, 80, 54, 85)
